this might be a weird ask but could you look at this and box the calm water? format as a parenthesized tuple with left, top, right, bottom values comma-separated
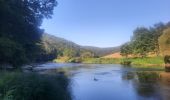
(35, 63, 170, 100)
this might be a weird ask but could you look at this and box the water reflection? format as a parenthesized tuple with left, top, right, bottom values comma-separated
(159, 72, 170, 100)
(36, 63, 170, 100)
(122, 71, 170, 100)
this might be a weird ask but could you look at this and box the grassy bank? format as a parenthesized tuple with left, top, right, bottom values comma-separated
(0, 72, 71, 100)
(127, 57, 164, 66)
(81, 58, 122, 64)
(54, 56, 164, 68)
(81, 57, 164, 67)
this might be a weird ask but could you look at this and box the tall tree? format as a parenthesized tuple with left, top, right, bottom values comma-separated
(0, 0, 57, 67)
(151, 22, 166, 56)
(159, 27, 170, 56)
(120, 42, 133, 58)
(132, 27, 154, 57)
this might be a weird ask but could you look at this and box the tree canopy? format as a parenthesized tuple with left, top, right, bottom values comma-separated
(120, 22, 170, 58)
(0, 0, 57, 68)
(159, 28, 170, 56)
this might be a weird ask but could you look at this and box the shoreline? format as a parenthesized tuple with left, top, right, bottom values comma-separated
(54, 57, 165, 69)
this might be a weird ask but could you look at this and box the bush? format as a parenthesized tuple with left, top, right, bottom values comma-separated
(121, 59, 132, 65)
(0, 72, 71, 100)
(0, 38, 28, 68)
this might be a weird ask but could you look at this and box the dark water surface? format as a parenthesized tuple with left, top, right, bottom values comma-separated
(35, 63, 170, 100)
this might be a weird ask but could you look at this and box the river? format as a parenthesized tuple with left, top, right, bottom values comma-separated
(35, 63, 170, 100)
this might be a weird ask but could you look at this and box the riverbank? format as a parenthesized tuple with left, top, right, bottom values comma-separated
(54, 57, 164, 68)
(82, 57, 164, 67)
(0, 71, 71, 100)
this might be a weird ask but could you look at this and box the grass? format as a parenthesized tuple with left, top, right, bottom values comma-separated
(0, 72, 71, 100)
(54, 56, 70, 63)
(81, 57, 164, 68)
(129, 57, 164, 66)
(82, 58, 122, 64)
(54, 56, 164, 68)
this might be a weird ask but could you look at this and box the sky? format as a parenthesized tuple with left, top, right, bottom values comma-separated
(41, 0, 170, 47)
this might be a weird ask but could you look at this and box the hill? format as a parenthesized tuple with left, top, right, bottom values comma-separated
(102, 52, 123, 58)
(82, 46, 120, 57)
(41, 33, 120, 58)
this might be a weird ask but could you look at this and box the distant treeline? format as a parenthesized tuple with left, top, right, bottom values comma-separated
(120, 22, 170, 58)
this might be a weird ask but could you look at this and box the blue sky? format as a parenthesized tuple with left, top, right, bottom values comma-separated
(41, 0, 170, 47)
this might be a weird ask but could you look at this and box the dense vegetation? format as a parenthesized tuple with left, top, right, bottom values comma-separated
(159, 28, 170, 56)
(79, 22, 170, 66)
(0, 0, 57, 68)
(0, 1, 72, 100)
(0, 72, 71, 100)
(120, 22, 170, 58)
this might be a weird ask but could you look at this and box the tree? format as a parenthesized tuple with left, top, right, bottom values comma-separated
(80, 51, 94, 58)
(0, 0, 57, 68)
(159, 28, 170, 56)
(132, 27, 154, 57)
(120, 22, 170, 58)
(151, 22, 166, 56)
(0, 38, 27, 68)
(63, 48, 77, 58)
(120, 42, 133, 58)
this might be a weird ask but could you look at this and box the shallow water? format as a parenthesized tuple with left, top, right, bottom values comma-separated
(36, 63, 170, 100)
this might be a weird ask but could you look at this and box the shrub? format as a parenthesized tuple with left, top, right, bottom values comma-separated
(121, 59, 132, 65)
(0, 38, 28, 68)
(0, 72, 71, 100)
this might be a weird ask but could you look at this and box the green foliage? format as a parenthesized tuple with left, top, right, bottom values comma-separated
(132, 27, 154, 57)
(81, 57, 164, 67)
(121, 59, 132, 65)
(129, 57, 164, 66)
(159, 28, 170, 56)
(83, 46, 120, 57)
(0, 72, 71, 100)
(41, 33, 81, 58)
(41, 33, 119, 60)
(120, 42, 133, 57)
(159, 27, 170, 65)
(68, 57, 82, 63)
(120, 22, 170, 58)
(0, 38, 27, 68)
(63, 49, 77, 58)
(82, 58, 122, 64)
(80, 51, 94, 58)
(0, 0, 57, 67)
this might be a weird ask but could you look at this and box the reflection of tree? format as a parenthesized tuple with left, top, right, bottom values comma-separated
(122, 71, 162, 99)
(159, 72, 170, 100)
(122, 71, 135, 81)
(134, 72, 160, 98)
(159, 28, 170, 71)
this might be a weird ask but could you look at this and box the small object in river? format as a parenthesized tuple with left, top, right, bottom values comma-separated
(94, 77, 98, 81)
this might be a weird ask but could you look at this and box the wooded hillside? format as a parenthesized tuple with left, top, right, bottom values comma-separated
(120, 22, 170, 58)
